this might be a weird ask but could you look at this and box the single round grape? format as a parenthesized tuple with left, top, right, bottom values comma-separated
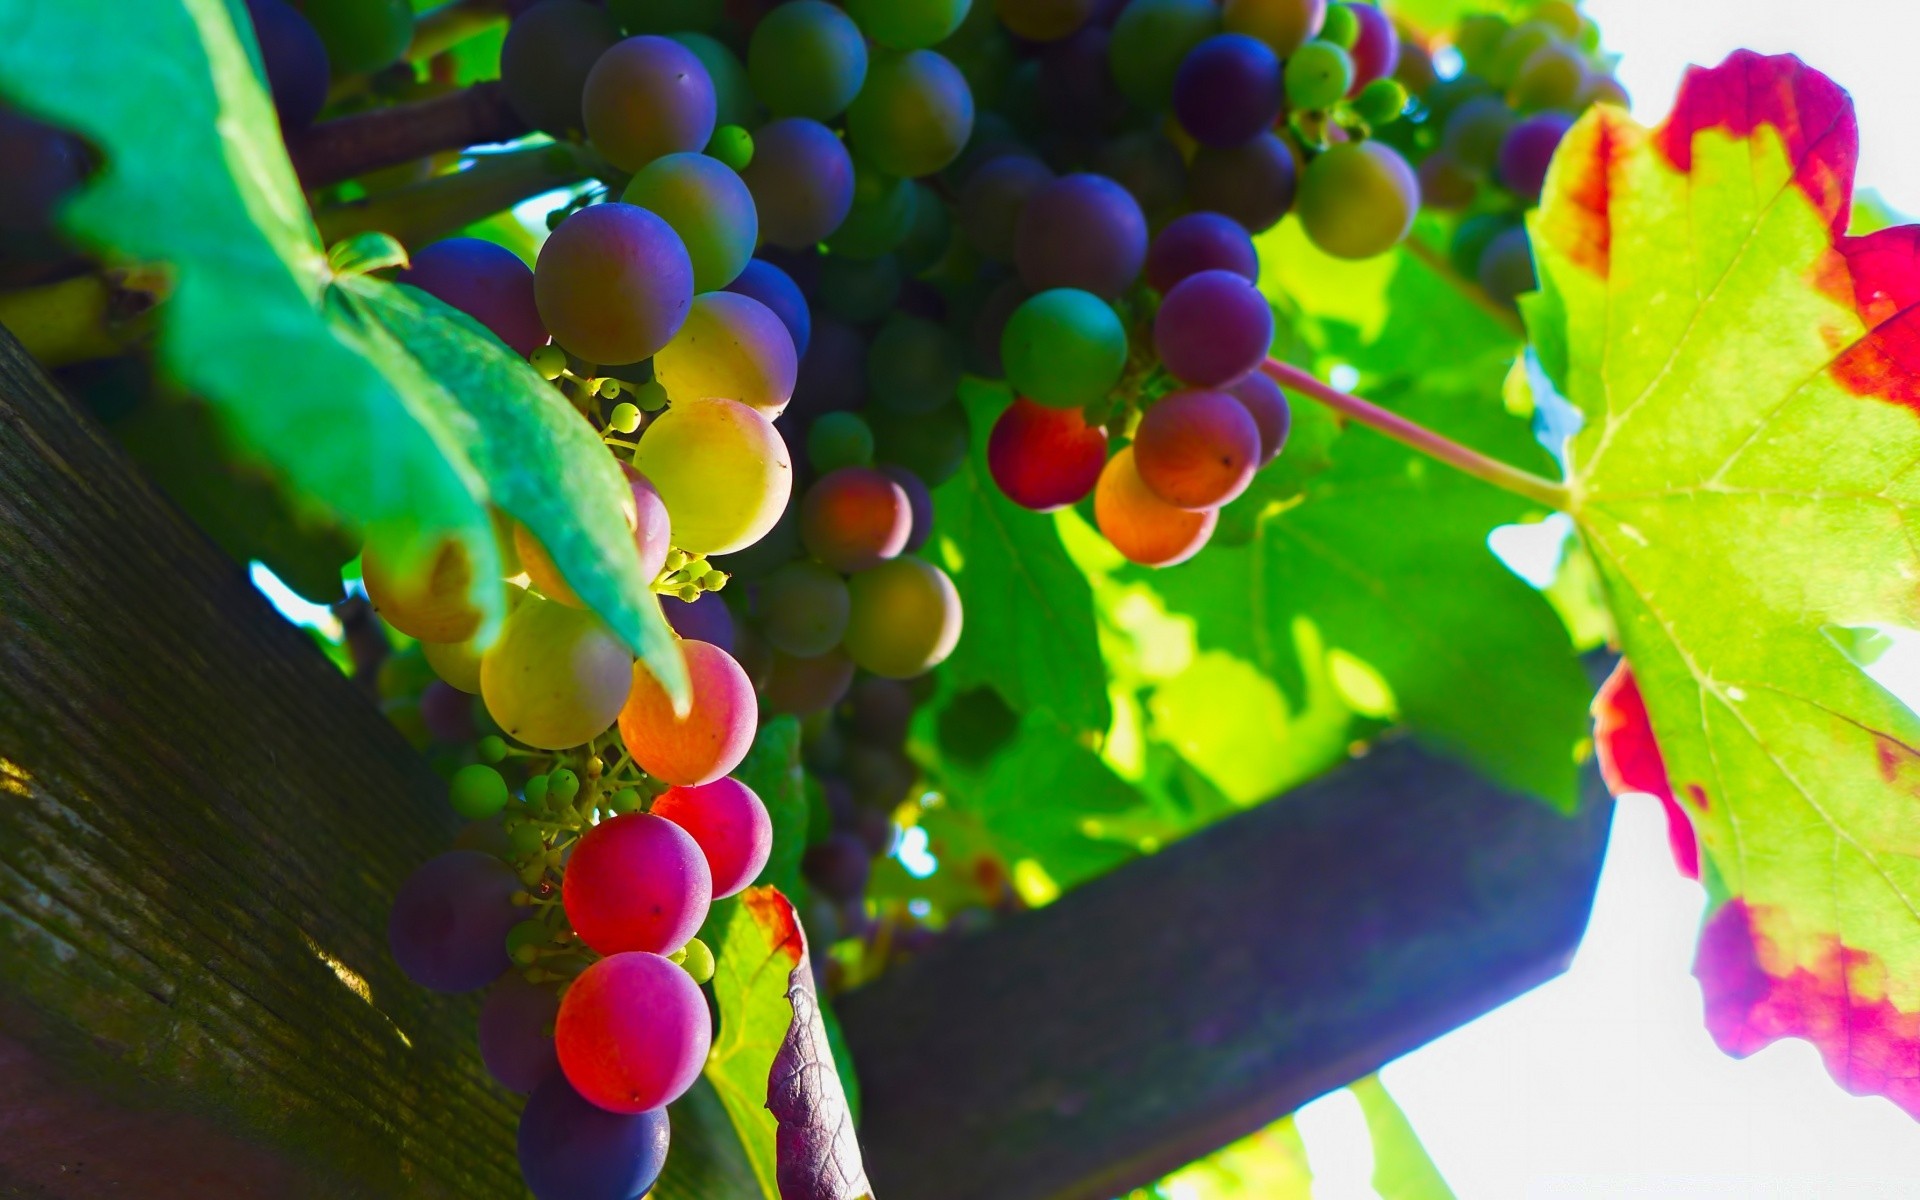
(1284, 39, 1352, 110)
(1477, 225, 1537, 307)
(1090, 129, 1189, 223)
(883, 465, 935, 552)
(245, 0, 331, 129)
(1450, 212, 1517, 278)
(725, 258, 812, 357)
(423, 637, 484, 694)
(1497, 111, 1574, 203)
(759, 647, 857, 716)
(871, 401, 969, 486)
(808, 410, 876, 473)
(741, 118, 855, 248)
(480, 594, 634, 749)
(300, 0, 411, 75)
(1186, 133, 1297, 233)
(582, 36, 717, 172)
(824, 162, 915, 260)
(679, 936, 716, 984)
(387, 850, 520, 993)
(609, 0, 724, 34)
(1094, 445, 1218, 567)
(868, 315, 963, 416)
(845, 675, 914, 747)
(424, 678, 478, 743)
(1342, 2, 1398, 93)
(1014, 173, 1147, 299)
(619, 638, 757, 785)
(564, 812, 713, 956)
(843, 557, 962, 678)
(1510, 41, 1584, 111)
(450, 763, 510, 819)
(1109, 0, 1221, 111)
(995, 0, 1096, 40)
(631, 397, 791, 556)
(518, 1073, 669, 1200)
(668, 31, 756, 127)
(1296, 141, 1417, 259)
(398, 238, 547, 359)
(1220, 0, 1325, 57)
(1416, 151, 1477, 211)
(800, 467, 912, 573)
(500, 0, 620, 140)
(988, 397, 1107, 512)
(1173, 34, 1283, 147)
(536, 203, 693, 367)
(1318, 2, 1358, 47)
(362, 533, 486, 643)
(1442, 95, 1516, 174)
(1227, 371, 1291, 467)
(652, 777, 774, 898)
(619, 152, 756, 292)
(1146, 211, 1258, 293)
(999, 289, 1126, 409)
(817, 253, 903, 324)
(1133, 388, 1261, 509)
(556, 951, 710, 1113)
(1455, 14, 1509, 76)
(759, 560, 852, 657)
(652, 292, 798, 417)
(748, 0, 868, 120)
(848, 0, 971, 49)
(662, 590, 735, 651)
(1488, 19, 1557, 88)
(1155, 269, 1273, 388)
(958, 155, 1053, 263)
(848, 49, 975, 178)
(480, 975, 560, 1094)
(707, 123, 754, 170)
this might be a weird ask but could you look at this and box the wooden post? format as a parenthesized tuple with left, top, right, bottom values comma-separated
(837, 742, 1613, 1200)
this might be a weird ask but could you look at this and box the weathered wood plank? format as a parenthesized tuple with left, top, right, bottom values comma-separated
(838, 740, 1613, 1200)
(0, 329, 522, 1195)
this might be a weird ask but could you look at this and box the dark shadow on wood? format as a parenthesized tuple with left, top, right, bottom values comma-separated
(839, 739, 1614, 1200)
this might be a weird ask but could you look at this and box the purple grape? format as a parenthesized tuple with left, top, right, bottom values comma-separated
(803, 832, 872, 902)
(1146, 211, 1259, 294)
(725, 258, 813, 357)
(1345, 2, 1400, 94)
(388, 850, 521, 993)
(1172, 34, 1283, 148)
(517, 1072, 669, 1200)
(1154, 269, 1273, 387)
(1477, 226, 1537, 308)
(478, 975, 561, 1093)
(1186, 133, 1297, 233)
(662, 590, 736, 653)
(846, 676, 914, 747)
(1227, 371, 1291, 467)
(421, 680, 478, 744)
(244, 0, 330, 130)
(535, 203, 693, 366)
(958, 155, 1054, 262)
(1014, 173, 1147, 299)
(1089, 129, 1188, 223)
(582, 35, 717, 171)
(882, 465, 934, 552)
(1498, 111, 1574, 203)
(499, 0, 620, 140)
(1037, 27, 1127, 135)
(399, 237, 548, 358)
(741, 117, 855, 248)
(0, 109, 86, 236)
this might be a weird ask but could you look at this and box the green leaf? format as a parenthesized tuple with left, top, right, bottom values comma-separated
(0, 0, 682, 697)
(930, 379, 1111, 736)
(1350, 1075, 1456, 1200)
(737, 716, 810, 899)
(1531, 51, 1920, 1114)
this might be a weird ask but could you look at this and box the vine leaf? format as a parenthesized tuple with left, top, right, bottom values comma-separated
(1533, 50, 1920, 1116)
(705, 888, 872, 1200)
(0, 0, 682, 696)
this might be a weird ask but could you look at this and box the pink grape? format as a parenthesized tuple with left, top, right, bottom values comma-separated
(1133, 388, 1262, 509)
(556, 951, 710, 1113)
(479, 974, 561, 1093)
(651, 777, 773, 898)
(563, 812, 712, 955)
(619, 638, 757, 785)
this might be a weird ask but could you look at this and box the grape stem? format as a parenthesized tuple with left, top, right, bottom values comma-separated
(315, 143, 595, 247)
(1260, 358, 1572, 511)
(1399, 236, 1527, 339)
(289, 82, 529, 190)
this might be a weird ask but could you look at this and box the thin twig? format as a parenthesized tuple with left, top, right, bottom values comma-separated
(314, 144, 592, 247)
(289, 82, 529, 190)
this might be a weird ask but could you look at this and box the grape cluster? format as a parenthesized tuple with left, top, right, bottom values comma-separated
(1380, 1, 1626, 307)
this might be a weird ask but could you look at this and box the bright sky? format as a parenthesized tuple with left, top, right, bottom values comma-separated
(1289, 4, 1920, 1195)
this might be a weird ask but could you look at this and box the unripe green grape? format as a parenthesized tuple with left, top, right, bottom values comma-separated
(1000, 289, 1127, 409)
(549, 768, 581, 803)
(847, 0, 971, 49)
(610, 788, 643, 814)
(1353, 78, 1408, 126)
(508, 822, 547, 857)
(524, 773, 551, 806)
(631, 397, 792, 556)
(609, 402, 642, 434)
(760, 560, 853, 658)
(479, 594, 634, 750)
(1510, 41, 1586, 112)
(871, 402, 969, 486)
(708, 124, 754, 171)
(1488, 20, 1558, 89)
(843, 558, 963, 679)
(1297, 141, 1418, 260)
(530, 343, 567, 380)
(1532, 1, 1582, 39)
(679, 937, 716, 985)
(845, 49, 975, 179)
(749, 0, 869, 120)
(808, 411, 876, 473)
(825, 162, 915, 260)
(1109, 0, 1220, 111)
(1318, 3, 1358, 49)
(635, 379, 668, 412)
(478, 735, 508, 764)
(1284, 40, 1353, 111)
(451, 763, 511, 819)
(507, 920, 548, 964)
(1454, 14, 1509, 77)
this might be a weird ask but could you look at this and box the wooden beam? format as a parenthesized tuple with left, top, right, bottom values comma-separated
(0, 330, 519, 1194)
(838, 740, 1614, 1200)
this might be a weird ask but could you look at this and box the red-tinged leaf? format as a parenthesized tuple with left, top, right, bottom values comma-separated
(1532, 51, 1920, 1117)
(1591, 661, 1698, 879)
(705, 888, 872, 1200)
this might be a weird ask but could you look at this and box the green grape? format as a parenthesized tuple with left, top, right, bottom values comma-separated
(524, 773, 551, 806)
(748, 0, 869, 120)
(824, 162, 915, 260)
(508, 821, 547, 857)
(1454, 14, 1510, 77)
(668, 32, 757, 127)
(299, 0, 412, 75)
(871, 401, 969, 485)
(450, 763, 511, 819)
(1353, 78, 1408, 126)
(609, 788, 643, 814)
(1318, 3, 1358, 49)
(1488, 20, 1558, 88)
(1284, 40, 1353, 111)
(1110, 0, 1221, 111)
(635, 379, 669, 413)
(707, 124, 755, 171)
(867, 315, 963, 416)
(631, 397, 792, 556)
(507, 919, 548, 964)
(1220, 0, 1326, 57)
(549, 767, 581, 803)
(808, 411, 876, 473)
(1000, 289, 1127, 409)
(1297, 142, 1418, 260)
(620, 152, 757, 292)
(1449, 212, 1516, 278)
(842, 557, 963, 679)
(679, 937, 716, 985)
(478, 735, 508, 764)
(847, 0, 971, 49)
(362, 533, 488, 644)
(479, 594, 634, 750)
(1510, 42, 1586, 112)
(846, 50, 975, 179)
(609, 402, 642, 434)
(530, 343, 567, 380)
(760, 560, 853, 657)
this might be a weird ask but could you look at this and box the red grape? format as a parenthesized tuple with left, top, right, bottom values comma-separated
(800, 466, 912, 573)
(651, 777, 773, 898)
(988, 397, 1107, 512)
(556, 951, 710, 1113)
(1133, 388, 1262, 509)
(563, 812, 712, 955)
